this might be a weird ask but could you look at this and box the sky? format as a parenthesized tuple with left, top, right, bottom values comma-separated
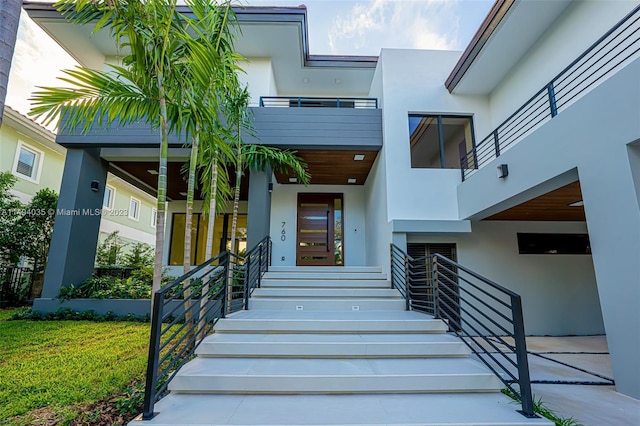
(6, 0, 494, 120)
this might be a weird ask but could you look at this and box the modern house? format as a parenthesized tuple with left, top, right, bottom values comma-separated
(0, 106, 157, 251)
(23, 0, 640, 419)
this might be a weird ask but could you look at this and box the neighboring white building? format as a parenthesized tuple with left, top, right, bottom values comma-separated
(0, 106, 156, 249)
(24, 0, 640, 400)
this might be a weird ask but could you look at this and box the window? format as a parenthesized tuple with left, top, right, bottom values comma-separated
(13, 142, 43, 182)
(129, 197, 140, 221)
(151, 208, 157, 228)
(517, 233, 591, 254)
(103, 185, 115, 209)
(168, 213, 246, 265)
(408, 115, 475, 169)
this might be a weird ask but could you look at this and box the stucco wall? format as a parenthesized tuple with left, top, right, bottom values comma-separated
(239, 58, 278, 106)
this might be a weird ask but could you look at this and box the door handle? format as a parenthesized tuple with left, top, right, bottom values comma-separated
(326, 210, 330, 252)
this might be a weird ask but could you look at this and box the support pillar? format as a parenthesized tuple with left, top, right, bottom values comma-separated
(37, 148, 108, 303)
(246, 167, 272, 250)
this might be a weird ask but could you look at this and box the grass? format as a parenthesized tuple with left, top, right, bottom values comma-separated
(0, 308, 150, 425)
(502, 389, 582, 426)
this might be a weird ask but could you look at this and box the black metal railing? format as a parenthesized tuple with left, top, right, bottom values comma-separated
(461, 5, 640, 181)
(141, 236, 271, 420)
(0, 266, 34, 305)
(390, 244, 535, 418)
(259, 96, 378, 109)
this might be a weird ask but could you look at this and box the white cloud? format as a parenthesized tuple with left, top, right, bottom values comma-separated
(6, 11, 77, 122)
(328, 0, 460, 55)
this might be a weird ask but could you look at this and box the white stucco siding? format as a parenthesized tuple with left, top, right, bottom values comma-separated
(239, 58, 278, 106)
(269, 183, 367, 267)
(378, 49, 492, 222)
(489, 1, 638, 127)
(458, 57, 640, 399)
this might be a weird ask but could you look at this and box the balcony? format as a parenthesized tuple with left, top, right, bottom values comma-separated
(461, 5, 640, 181)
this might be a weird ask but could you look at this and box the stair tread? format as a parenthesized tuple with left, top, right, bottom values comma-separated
(201, 333, 462, 344)
(175, 357, 497, 377)
(130, 393, 552, 425)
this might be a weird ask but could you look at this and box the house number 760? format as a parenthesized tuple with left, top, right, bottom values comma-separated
(281, 222, 286, 241)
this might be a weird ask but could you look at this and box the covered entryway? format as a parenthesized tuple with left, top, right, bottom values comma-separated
(296, 193, 343, 266)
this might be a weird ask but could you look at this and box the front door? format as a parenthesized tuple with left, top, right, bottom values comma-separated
(296, 193, 343, 266)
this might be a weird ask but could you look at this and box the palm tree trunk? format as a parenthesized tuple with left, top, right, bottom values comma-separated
(0, 0, 21, 127)
(153, 73, 169, 301)
(183, 133, 199, 327)
(227, 161, 242, 313)
(198, 154, 219, 341)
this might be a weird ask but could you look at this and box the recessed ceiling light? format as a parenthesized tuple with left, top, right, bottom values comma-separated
(303, 78, 309, 83)
(353, 154, 365, 161)
(335, 78, 341, 84)
(147, 169, 158, 175)
(288, 177, 297, 183)
(347, 178, 357, 184)
(569, 200, 584, 207)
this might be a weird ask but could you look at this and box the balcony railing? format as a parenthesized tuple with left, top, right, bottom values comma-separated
(461, 4, 640, 181)
(259, 96, 378, 109)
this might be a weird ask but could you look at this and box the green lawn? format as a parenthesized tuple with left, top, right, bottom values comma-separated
(0, 308, 149, 425)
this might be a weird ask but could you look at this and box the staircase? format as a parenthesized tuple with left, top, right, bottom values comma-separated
(131, 266, 551, 425)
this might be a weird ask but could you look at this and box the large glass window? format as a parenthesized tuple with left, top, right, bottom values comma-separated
(169, 213, 247, 266)
(408, 115, 475, 169)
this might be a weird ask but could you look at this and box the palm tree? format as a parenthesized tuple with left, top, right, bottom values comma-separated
(223, 85, 310, 312)
(29, 0, 238, 297)
(0, 0, 22, 127)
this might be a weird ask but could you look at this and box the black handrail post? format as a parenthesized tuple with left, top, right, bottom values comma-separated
(244, 256, 251, 310)
(432, 256, 440, 319)
(547, 82, 558, 117)
(512, 295, 536, 418)
(221, 253, 228, 318)
(258, 243, 263, 288)
(493, 130, 501, 158)
(142, 291, 164, 420)
(404, 255, 411, 311)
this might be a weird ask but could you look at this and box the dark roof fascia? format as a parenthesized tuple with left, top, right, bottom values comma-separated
(22, 2, 378, 69)
(444, 0, 515, 93)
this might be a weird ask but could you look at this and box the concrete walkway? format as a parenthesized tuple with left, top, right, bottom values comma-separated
(524, 336, 639, 426)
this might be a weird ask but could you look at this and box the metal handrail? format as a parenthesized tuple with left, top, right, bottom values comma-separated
(390, 244, 536, 418)
(259, 96, 378, 109)
(141, 236, 271, 420)
(461, 5, 640, 181)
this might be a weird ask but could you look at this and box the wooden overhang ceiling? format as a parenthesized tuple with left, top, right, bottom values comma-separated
(111, 162, 249, 201)
(273, 150, 378, 185)
(485, 181, 585, 221)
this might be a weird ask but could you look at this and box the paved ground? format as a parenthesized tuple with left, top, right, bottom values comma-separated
(523, 336, 639, 426)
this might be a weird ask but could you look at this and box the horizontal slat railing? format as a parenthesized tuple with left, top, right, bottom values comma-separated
(461, 5, 640, 181)
(390, 244, 535, 418)
(141, 236, 271, 420)
(259, 96, 378, 109)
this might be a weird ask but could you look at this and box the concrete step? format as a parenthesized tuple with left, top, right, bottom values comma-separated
(260, 278, 391, 288)
(215, 310, 448, 334)
(196, 333, 470, 358)
(252, 288, 401, 298)
(263, 271, 387, 281)
(130, 393, 552, 425)
(268, 266, 383, 273)
(248, 298, 405, 311)
(168, 357, 504, 394)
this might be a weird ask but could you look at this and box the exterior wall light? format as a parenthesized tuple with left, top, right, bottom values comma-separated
(268, 183, 273, 193)
(90, 180, 100, 192)
(497, 164, 509, 179)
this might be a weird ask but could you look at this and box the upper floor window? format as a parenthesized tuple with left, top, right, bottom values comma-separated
(103, 185, 115, 209)
(129, 197, 140, 221)
(13, 142, 44, 182)
(408, 115, 475, 169)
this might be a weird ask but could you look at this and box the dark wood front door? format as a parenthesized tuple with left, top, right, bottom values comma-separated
(296, 194, 343, 266)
